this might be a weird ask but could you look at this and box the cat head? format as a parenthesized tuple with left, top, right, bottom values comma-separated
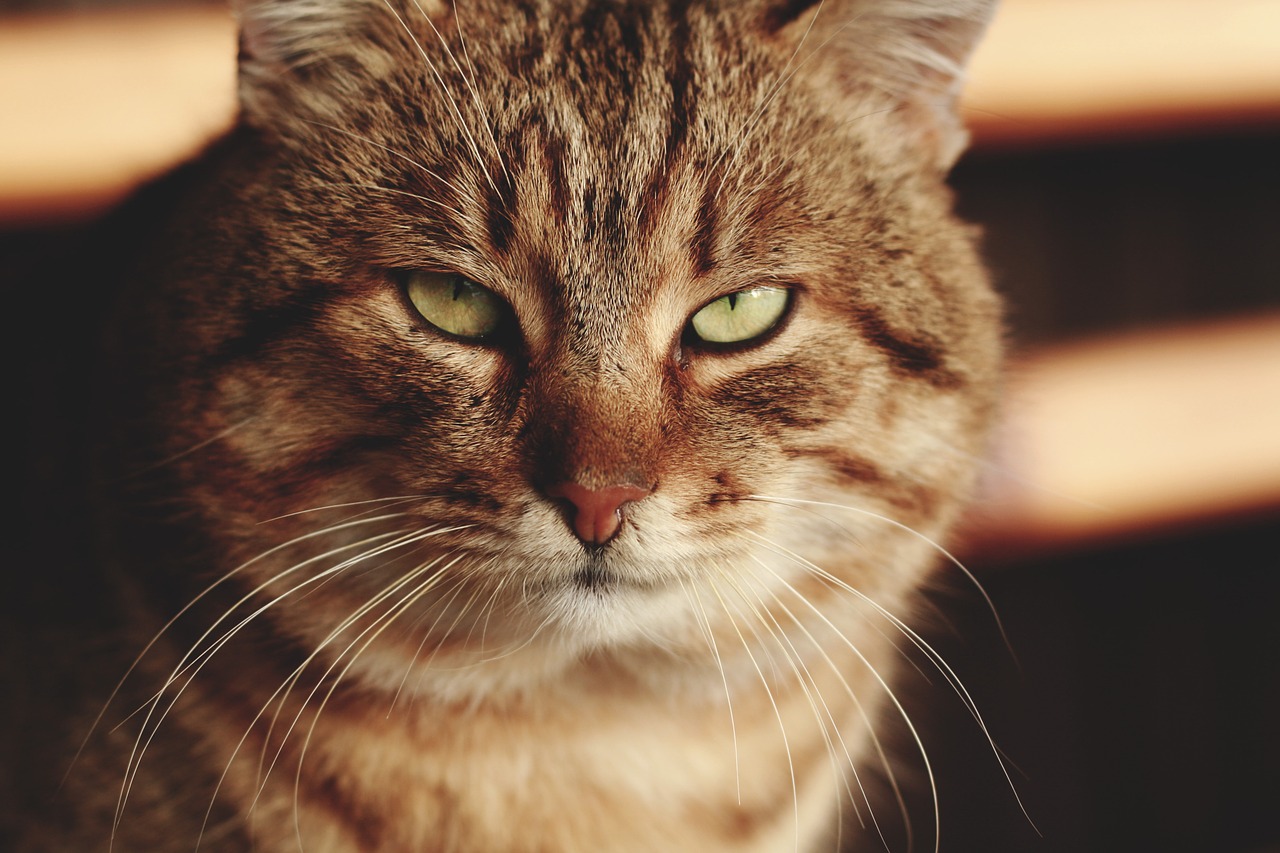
(117, 0, 1001, 695)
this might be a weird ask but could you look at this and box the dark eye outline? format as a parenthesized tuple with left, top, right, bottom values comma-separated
(395, 270, 517, 347)
(681, 285, 795, 353)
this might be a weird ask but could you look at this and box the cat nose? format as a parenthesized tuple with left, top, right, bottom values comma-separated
(545, 481, 651, 546)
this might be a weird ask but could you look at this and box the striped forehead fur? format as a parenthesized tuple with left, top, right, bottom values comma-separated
(9, 1, 1009, 851)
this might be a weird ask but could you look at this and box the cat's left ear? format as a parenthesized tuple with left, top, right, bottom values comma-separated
(233, 0, 449, 133)
(756, 0, 997, 171)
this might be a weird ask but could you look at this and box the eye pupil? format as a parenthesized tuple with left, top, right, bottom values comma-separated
(688, 286, 789, 345)
(405, 271, 505, 340)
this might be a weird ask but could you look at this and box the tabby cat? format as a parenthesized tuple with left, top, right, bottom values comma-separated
(4, 0, 1004, 850)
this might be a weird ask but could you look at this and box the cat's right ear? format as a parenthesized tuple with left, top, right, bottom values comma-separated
(752, 0, 998, 171)
(233, 0, 448, 134)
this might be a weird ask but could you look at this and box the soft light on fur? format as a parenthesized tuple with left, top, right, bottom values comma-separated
(6, 1, 1002, 850)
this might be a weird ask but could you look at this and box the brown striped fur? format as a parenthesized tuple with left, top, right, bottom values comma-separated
(6, 1, 1002, 850)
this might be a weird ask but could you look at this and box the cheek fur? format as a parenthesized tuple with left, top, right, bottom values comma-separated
(48, 3, 1008, 852)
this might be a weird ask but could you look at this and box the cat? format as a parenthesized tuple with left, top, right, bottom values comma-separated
(4, 0, 1004, 850)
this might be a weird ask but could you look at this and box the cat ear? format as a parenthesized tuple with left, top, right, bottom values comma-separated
(233, 0, 448, 131)
(757, 0, 996, 170)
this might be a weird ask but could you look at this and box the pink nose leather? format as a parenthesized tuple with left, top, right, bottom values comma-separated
(545, 481, 650, 545)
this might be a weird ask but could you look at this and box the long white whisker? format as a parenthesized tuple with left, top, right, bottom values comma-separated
(85, 512, 409, 793)
(747, 494, 1015, 662)
(707, 577, 802, 853)
(719, 567, 861, 852)
(680, 578, 742, 804)
(123, 528, 404, 842)
(746, 553, 912, 852)
(116, 417, 258, 480)
(109, 515, 417, 836)
(739, 534, 942, 853)
(750, 525, 1040, 837)
(380, 0, 498, 194)
(299, 118, 469, 198)
(739, 503, 1008, 743)
(139, 523, 456, 711)
(318, 181, 462, 212)
(412, 0, 510, 185)
(260, 494, 429, 524)
(286, 555, 467, 847)
(229, 552, 459, 844)
(121, 523, 471, 838)
(198, 553, 446, 848)
(388, 567, 483, 711)
(714, 5, 863, 201)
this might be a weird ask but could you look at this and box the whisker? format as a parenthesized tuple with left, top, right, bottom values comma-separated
(243, 556, 442, 793)
(746, 553, 913, 853)
(473, 574, 510, 654)
(299, 118, 469, 198)
(120, 522, 471, 838)
(232, 551, 461, 842)
(285, 555, 467, 846)
(680, 578, 742, 804)
(410, 0, 510, 185)
(379, 0, 499, 194)
(714, 5, 864, 201)
(746, 525, 1039, 839)
(317, 181, 462, 213)
(136, 522, 450, 714)
(119, 525, 417, 837)
(740, 534, 943, 853)
(260, 494, 429, 523)
(711, 0, 825, 190)
(718, 567, 864, 852)
(83, 512, 409, 777)
(387, 566, 482, 712)
(739, 500, 1011, 732)
(102, 513, 414, 832)
(746, 494, 1015, 663)
(115, 416, 258, 481)
(707, 577, 802, 853)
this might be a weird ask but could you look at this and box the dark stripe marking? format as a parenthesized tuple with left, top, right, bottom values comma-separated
(798, 447, 940, 517)
(689, 176, 720, 276)
(639, 0, 696, 236)
(543, 136, 570, 225)
(852, 306, 963, 389)
(307, 773, 385, 851)
(486, 127, 525, 254)
(760, 0, 824, 35)
(210, 288, 329, 367)
(708, 363, 824, 429)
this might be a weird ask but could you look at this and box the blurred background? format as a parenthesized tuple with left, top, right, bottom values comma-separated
(3, 0, 1278, 850)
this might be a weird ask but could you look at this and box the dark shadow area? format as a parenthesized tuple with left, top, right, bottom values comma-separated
(952, 130, 1280, 347)
(857, 515, 1280, 853)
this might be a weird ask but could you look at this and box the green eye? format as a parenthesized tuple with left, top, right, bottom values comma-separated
(405, 271, 504, 340)
(688, 286, 790, 344)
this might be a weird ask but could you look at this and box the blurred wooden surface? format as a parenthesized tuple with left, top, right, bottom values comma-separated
(966, 314, 1280, 561)
(0, 5, 235, 222)
(964, 0, 1280, 144)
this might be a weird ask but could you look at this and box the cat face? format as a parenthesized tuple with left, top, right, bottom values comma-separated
(115, 0, 1000, 697)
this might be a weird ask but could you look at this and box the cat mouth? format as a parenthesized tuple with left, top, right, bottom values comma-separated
(573, 563, 611, 591)
(572, 555, 616, 592)
(567, 552, 667, 594)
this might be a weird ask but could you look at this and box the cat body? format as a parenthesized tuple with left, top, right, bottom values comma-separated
(6, 1, 1001, 850)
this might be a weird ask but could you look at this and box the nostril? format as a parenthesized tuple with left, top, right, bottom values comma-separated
(545, 481, 651, 546)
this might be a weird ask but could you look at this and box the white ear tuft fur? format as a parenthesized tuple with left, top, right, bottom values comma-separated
(767, 0, 998, 169)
